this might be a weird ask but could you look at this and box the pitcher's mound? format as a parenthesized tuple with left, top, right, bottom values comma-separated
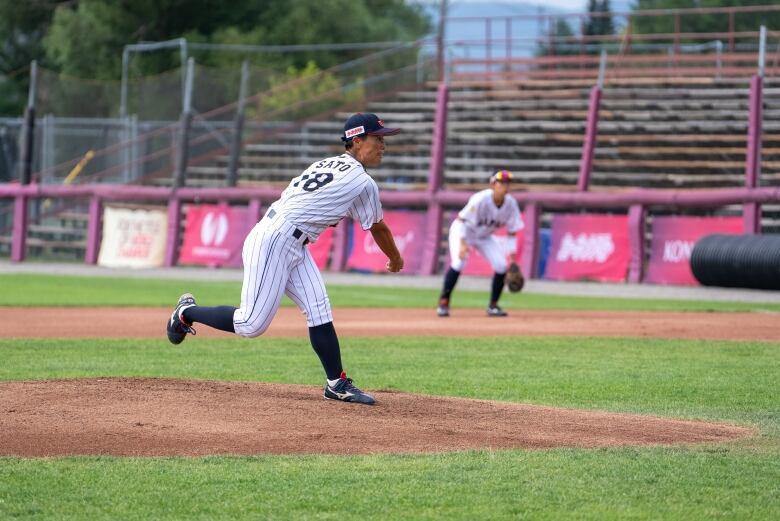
(0, 378, 751, 457)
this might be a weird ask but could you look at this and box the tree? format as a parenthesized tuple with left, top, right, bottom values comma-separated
(536, 18, 578, 57)
(258, 61, 366, 120)
(0, 0, 430, 116)
(0, 0, 63, 114)
(631, 0, 780, 39)
(42, 0, 431, 79)
(584, 0, 616, 44)
(536, 2, 615, 57)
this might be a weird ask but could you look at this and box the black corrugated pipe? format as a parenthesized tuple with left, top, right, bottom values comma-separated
(691, 234, 780, 290)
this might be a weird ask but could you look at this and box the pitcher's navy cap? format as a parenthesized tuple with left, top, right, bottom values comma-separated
(342, 113, 401, 142)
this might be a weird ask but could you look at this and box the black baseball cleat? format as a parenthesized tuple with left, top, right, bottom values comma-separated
(323, 372, 375, 405)
(486, 305, 508, 317)
(167, 293, 197, 344)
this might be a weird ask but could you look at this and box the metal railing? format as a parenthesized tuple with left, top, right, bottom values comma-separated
(2, 182, 779, 279)
(441, 4, 780, 81)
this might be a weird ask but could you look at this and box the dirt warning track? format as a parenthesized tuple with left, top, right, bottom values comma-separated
(1, 307, 778, 341)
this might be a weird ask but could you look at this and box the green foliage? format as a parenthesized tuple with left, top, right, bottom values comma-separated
(197, 26, 276, 72)
(536, 17, 578, 57)
(40, 0, 430, 79)
(0, 0, 430, 116)
(256, 61, 365, 121)
(0, 0, 59, 70)
(0, 76, 25, 116)
(631, 1, 780, 40)
(44, 2, 125, 80)
(537, 0, 615, 57)
(585, 0, 616, 37)
(43, 0, 271, 79)
(0, 0, 61, 114)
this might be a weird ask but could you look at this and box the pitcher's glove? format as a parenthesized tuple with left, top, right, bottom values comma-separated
(506, 262, 524, 293)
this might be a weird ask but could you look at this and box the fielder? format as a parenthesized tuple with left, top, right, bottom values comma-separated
(436, 170, 523, 317)
(167, 112, 405, 405)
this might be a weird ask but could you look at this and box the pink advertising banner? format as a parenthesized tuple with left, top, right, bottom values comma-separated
(544, 214, 629, 282)
(179, 205, 254, 268)
(453, 228, 525, 276)
(346, 211, 425, 273)
(180, 205, 335, 270)
(645, 216, 743, 285)
(309, 225, 334, 270)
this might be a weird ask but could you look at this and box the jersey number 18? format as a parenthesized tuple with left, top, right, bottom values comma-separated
(294, 172, 334, 192)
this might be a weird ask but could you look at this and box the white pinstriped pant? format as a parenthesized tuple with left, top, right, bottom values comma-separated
(233, 212, 332, 337)
(448, 219, 509, 274)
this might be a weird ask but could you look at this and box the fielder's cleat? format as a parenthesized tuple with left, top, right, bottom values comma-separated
(486, 305, 508, 317)
(437, 298, 450, 317)
(324, 372, 375, 405)
(167, 293, 197, 345)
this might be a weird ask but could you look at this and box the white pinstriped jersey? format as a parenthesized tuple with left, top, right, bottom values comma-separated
(269, 153, 383, 242)
(458, 189, 523, 242)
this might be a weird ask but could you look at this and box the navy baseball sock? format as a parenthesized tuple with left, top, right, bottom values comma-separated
(439, 267, 461, 302)
(308, 322, 343, 380)
(490, 272, 506, 307)
(183, 306, 236, 333)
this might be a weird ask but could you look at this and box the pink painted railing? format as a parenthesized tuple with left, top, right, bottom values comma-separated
(2, 183, 779, 282)
(744, 74, 764, 235)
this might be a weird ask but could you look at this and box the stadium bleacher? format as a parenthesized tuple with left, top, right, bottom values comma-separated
(6, 4, 780, 262)
(174, 74, 779, 196)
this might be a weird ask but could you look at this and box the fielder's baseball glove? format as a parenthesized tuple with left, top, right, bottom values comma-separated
(506, 262, 524, 293)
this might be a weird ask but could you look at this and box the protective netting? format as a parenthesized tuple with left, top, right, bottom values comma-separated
(35, 64, 250, 120)
(24, 42, 435, 188)
(35, 69, 120, 118)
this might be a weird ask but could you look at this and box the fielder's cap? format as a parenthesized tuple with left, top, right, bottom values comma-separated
(490, 170, 513, 183)
(342, 112, 401, 142)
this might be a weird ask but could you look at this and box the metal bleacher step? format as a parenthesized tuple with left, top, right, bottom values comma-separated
(170, 71, 780, 201)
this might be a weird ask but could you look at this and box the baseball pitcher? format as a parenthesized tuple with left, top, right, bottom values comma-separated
(167, 113, 405, 405)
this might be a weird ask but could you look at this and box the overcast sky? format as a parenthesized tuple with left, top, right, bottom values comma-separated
(437, 0, 634, 14)
(523, 1, 593, 10)
(515, 0, 632, 12)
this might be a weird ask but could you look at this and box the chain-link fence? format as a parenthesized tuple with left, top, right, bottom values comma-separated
(10, 40, 435, 189)
(0, 119, 20, 183)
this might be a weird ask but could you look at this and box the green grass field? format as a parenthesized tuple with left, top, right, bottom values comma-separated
(3, 273, 780, 312)
(1, 274, 779, 520)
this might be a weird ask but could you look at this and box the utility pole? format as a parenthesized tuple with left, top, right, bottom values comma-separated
(19, 61, 37, 185)
(437, 0, 448, 82)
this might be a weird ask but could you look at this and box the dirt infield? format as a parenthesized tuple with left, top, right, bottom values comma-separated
(1, 306, 770, 457)
(1, 306, 778, 341)
(0, 378, 752, 457)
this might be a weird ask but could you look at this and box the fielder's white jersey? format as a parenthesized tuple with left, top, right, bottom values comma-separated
(458, 189, 523, 242)
(269, 153, 383, 242)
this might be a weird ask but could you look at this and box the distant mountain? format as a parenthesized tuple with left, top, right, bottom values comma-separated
(422, 0, 633, 19)
(421, 0, 634, 58)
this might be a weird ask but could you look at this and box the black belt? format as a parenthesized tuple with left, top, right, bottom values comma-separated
(266, 209, 309, 245)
